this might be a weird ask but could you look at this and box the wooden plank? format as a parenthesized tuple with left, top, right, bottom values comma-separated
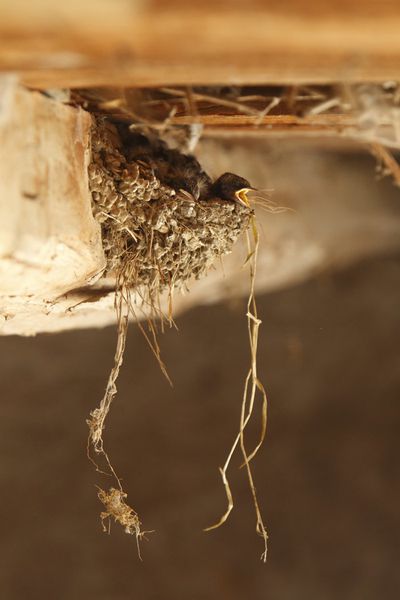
(1, 1, 400, 87)
(0, 80, 105, 301)
(74, 85, 400, 148)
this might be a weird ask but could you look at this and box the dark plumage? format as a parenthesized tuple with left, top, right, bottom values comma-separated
(123, 130, 253, 206)
(210, 172, 254, 206)
(124, 132, 212, 200)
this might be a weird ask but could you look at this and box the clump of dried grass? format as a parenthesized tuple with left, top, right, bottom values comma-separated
(97, 486, 148, 559)
(205, 218, 268, 562)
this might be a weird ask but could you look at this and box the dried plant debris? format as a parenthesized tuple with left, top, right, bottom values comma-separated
(204, 221, 269, 561)
(97, 487, 147, 558)
(370, 142, 400, 187)
(74, 83, 400, 148)
(98, 487, 142, 536)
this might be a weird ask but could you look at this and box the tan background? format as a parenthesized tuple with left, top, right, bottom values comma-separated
(0, 246, 399, 598)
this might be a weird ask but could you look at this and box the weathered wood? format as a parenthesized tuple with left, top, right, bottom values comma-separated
(0, 80, 105, 321)
(1, 1, 400, 87)
(74, 85, 400, 149)
(169, 114, 400, 147)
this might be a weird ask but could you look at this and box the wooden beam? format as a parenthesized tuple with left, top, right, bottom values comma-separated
(74, 85, 400, 148)
(1, 1, 400, 88)
(0, 80, 105, 302)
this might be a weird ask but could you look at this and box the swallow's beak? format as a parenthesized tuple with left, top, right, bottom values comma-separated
(235, 187, 253, 207)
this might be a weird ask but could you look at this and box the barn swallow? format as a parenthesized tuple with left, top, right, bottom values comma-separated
(210, 172, 255, 207)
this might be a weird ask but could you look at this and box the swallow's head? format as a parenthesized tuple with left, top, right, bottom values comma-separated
(212, 172, 255, 207)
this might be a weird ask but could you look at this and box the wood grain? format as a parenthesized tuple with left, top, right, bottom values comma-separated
(0, 80, 105, 300)
(1, 1, 400, 87)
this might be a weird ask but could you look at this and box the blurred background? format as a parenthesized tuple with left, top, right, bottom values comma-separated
(0, 146, 399, 599)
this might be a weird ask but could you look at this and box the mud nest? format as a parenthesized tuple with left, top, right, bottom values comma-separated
(84, 115, 269, 560)
(88, 117, 252, 303)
